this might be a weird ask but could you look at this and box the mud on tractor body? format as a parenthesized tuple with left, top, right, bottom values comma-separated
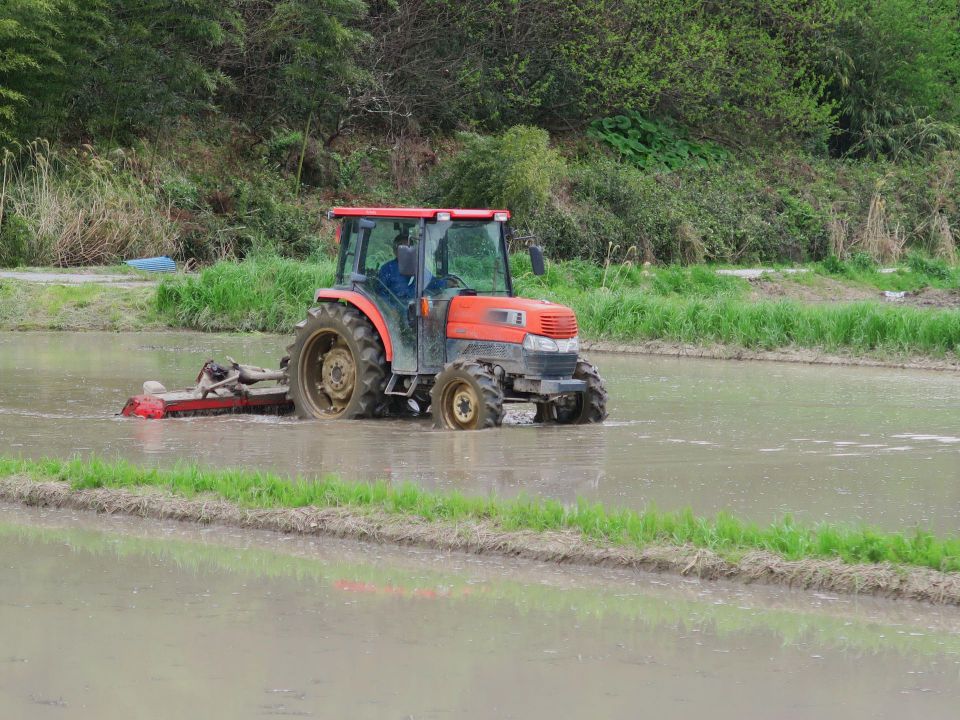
(287, 207, 608, 430)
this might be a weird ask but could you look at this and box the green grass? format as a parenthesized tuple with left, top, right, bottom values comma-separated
(153, 255, 960, 356)
(0, 279, 162, 331)
(511, 253, 749, 298)
(815, 252, 960, 292)
(570, 293, 960, 354)
(4, 455, 960, 573)
(155, 256, 336, 332)
(516, 255, 960, 354)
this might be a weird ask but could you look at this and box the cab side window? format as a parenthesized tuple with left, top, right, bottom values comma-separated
(335, 219, 358, 284)
(360, 220, 419, 275)
(361, 219, 420, 312)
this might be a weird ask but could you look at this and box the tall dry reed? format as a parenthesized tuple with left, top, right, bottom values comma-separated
(0, 141, 180, 266)
(857, 192, 905, 264)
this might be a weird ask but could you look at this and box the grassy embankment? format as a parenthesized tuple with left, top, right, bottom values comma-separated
(0, 283, 162, 331)
(4, 249, 958, 360)
(153, 254, 960, 358)
(4, 455, 960, 574)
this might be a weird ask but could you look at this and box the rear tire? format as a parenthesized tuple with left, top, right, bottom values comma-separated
(431, 360, 504, 430)
(534, 359, 608, 424)
(287, 304, 387, 420)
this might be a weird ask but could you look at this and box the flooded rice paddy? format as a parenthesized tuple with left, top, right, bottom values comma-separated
(3, 503, 960, 719)
(1, 331, 958, 531)
(3, 331, 960, 715)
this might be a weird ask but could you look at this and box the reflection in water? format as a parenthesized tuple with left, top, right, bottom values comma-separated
(1, 332, 959, 531)
(3, 504, 960, 719)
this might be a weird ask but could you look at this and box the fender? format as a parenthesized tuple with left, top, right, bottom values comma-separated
(314, 289, 394, 361)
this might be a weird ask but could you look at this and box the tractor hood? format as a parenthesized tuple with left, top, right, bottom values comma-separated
(446, 295, 578, 344)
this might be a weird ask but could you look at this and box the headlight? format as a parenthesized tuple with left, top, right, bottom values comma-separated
(558, 335, 579, 354)
(523, 333, 559, 352)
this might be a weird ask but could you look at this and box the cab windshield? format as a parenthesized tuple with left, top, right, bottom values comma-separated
(423, 220, 510, 296)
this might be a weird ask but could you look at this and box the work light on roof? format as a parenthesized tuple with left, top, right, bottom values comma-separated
(435, 211, 451, 221)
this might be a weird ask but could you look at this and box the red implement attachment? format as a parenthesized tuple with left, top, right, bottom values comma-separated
(121, 357, 292, 419)
(122, 387, 292, 419)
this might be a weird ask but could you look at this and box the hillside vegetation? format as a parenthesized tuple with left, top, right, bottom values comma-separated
(1, 1, 958, 269)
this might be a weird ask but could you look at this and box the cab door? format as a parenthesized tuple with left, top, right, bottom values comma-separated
(417, 219, 452, 374)
(353, 217, 419, 373)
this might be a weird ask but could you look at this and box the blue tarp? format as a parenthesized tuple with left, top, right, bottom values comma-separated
(125, 256, 176, 273)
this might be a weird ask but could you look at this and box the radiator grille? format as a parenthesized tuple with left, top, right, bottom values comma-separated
(538, 313, 578, 339)
(524, 351, 578, 378)
(461, 342, 509, 359)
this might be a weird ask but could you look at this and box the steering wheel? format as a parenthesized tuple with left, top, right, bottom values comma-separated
(444, 273, 468, 288)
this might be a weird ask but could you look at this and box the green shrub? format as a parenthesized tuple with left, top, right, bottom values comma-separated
(160, 176, 202, 211)
(850, 252, 877, 271)
(264, 129, 304, 167)
(0, 213, 33, 267)
(906, 251, 953, 283)
(430, 126, 566, 222)
(524, 154, 832, 264)
(821, 255, 845, 274)
(587, 113, 728, 172)
(233, 182, 322, 259)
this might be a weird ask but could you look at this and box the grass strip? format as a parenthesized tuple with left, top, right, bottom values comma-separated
(155, 256, 336, 332)
(3, 455, 960, 573)
(564, 292, 960, 354)
(0, 279, 163, 331)
(155, 257, 960, 357)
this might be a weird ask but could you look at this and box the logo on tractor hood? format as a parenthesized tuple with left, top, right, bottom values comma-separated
(485, 308, 527, 327)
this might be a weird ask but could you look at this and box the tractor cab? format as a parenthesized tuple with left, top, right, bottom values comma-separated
(286, 207, 606, 430)
(330, 208, 532, 375)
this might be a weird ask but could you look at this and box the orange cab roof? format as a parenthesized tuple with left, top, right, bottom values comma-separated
(329, 207, 510, 220)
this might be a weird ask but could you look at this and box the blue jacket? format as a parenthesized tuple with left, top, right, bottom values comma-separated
(378, 260, 445, 302)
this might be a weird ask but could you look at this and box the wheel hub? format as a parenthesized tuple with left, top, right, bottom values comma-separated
(452, 385, 477, 425)
(321, 346, 356, 403)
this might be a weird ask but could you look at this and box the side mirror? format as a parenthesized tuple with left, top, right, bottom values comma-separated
(358, 218, 376, 230)
(529, 245, 546, 276)
(397, 245, 418, 277)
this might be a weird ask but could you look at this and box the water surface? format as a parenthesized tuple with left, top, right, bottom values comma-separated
(2, 504, 960, 719)
(1, 331, 958, 530)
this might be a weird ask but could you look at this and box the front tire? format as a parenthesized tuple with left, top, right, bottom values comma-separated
(431, 360, 504, 430)
(534, 359, 608, 424)
(287, 304, 387, 420)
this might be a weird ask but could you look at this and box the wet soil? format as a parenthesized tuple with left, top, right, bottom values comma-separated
(900, 287, 960, 309)
(582, 338, 960, 372)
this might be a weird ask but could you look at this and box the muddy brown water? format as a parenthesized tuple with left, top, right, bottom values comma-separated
(1, 331, 959, 532)
(3, 503, 960, 719)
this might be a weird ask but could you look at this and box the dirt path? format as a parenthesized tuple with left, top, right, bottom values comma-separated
(716, 268, 812, 279)
(0, 270, 157, 289)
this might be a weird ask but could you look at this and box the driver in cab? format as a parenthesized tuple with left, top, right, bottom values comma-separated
(378, 227, 448, 302)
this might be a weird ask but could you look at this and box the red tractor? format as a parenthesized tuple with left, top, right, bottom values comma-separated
(287, 207, 607, 430)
